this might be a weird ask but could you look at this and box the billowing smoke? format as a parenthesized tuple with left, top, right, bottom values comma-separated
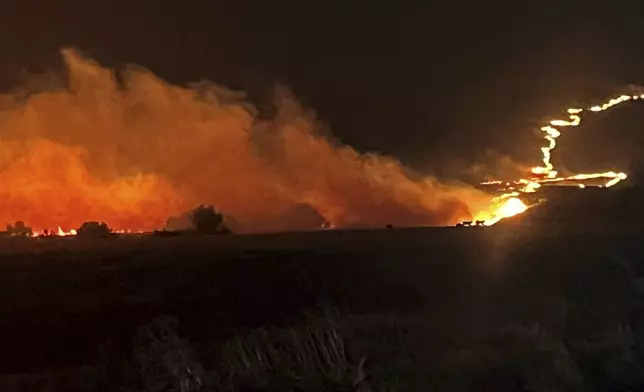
(0, 48, 491, 232)
(467, 150, 530, 182)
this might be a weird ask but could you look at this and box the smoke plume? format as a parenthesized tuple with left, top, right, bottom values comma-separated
(0, 48, 491, 232)
(467, 150, 531, 182)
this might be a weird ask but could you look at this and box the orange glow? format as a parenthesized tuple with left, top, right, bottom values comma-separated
(0, 139, 186, 233)
(0, 48, 492, 233)
(474, 197, 528, 226)
(472, 93, 633, 226)
(31, 226, 78, 237)
(2, 49, 635, 233)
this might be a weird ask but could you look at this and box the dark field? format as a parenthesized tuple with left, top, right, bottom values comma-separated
(1, 224, 644, 391)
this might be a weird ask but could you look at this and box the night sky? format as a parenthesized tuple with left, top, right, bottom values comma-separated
(2, 1, 644, 179)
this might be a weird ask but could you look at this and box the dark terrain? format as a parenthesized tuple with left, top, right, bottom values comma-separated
(1, 188, 644, 391)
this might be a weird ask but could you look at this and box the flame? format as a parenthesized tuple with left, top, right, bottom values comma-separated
(31, 226, 77, 237)
(472, 93, 637, 226)
(529, 95, 630, 185)
(481, 197, 528, 226)
(473, 195, 528, 225)
(29, 226, 142, 237)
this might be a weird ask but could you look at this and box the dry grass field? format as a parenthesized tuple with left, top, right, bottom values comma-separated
(1, 198, 643, 390)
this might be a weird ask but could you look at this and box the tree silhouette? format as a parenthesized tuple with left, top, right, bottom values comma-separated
(77, 221, 112, 238)
(190, 205, 230, 234)
(6, 221, 32, 237)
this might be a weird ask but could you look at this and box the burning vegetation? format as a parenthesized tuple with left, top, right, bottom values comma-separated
(0, 49, 636, 234)
(469, 94, 633, 226)
(0, 48, 493, 234)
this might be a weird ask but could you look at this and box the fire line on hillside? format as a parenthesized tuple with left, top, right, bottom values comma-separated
(465, 94, 636, 227)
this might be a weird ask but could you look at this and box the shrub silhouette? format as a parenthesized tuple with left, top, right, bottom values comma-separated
(6, 221, 32, 237)
(190, 205, 230, 234)
(77, 221, 112, 238)
(126, 315, 204, 392)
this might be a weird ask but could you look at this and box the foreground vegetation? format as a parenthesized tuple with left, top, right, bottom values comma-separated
(0, 226, 643, 391)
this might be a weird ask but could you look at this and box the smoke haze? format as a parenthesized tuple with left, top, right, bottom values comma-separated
(0, 48, 491, 232)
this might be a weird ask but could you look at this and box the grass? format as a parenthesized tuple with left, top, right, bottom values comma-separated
(212, 316, 354, 391)
(110, 314, 367, 392)
(1, 227, 644, 390)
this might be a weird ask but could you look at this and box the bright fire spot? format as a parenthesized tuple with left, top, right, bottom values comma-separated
(31, 226, 78, 238)
(474, 197, 528, 226)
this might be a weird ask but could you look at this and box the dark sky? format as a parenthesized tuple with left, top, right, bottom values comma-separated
(1, 0, 644, 178)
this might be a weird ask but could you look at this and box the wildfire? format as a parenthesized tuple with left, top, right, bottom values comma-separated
(1, 49, 638, 233)
(473, 93, 638, 226)
(3, 48, 495, 234)
(55, 227, 76, 236)
(28, 226, 142, 238)
(483, 197, 528, 226)
(473, 196, 529, 226)
(31, 227, 78, 238)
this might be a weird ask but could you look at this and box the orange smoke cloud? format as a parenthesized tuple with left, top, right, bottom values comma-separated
(0, 48, 490, 232)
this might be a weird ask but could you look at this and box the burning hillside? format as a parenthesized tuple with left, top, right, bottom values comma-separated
(468, 94, 635, 226)
(0, 48, 493, 233)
